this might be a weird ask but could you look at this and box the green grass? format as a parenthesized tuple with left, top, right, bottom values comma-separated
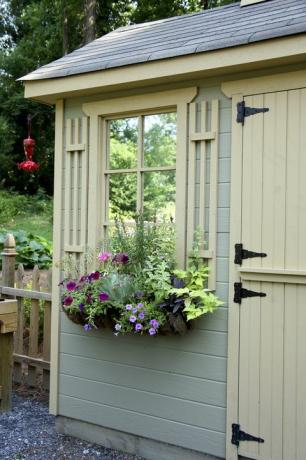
(0, 190, 53, 241)
(4, 214, 53, 241)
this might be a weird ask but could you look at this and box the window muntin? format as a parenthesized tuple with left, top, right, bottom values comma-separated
(105, 111, 177, 225)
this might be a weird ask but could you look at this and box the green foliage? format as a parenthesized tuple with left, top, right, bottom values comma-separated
(0, 189, 52, 223)
(63, 222, 222, 334)
(0, 190, 53, 241)
(0, 229, 52, 269)
(0, 0, 238, 195)
(104, 215, 176, 274)
(170, 257, 223, 321)
(142, 256, 172, 304)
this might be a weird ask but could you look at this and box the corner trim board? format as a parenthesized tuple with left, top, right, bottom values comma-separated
(49, 99, 64, 415)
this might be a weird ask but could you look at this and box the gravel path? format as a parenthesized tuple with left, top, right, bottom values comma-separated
(0, 394, 144, 460)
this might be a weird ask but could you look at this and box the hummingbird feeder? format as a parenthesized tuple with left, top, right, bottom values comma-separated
(18, 115, 40, 172)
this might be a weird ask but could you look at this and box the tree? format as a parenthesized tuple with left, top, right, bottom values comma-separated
(0, 0, 239, 196)
(84, 0, 97, 44)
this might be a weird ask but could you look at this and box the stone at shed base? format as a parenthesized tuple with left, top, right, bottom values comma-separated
(56, 416, 222, 460)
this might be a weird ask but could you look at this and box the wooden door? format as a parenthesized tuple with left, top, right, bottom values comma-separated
(236, 89, 306, 460)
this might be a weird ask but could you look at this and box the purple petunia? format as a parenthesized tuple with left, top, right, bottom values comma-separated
(98, 292, 109, 302)
(132, 307, 138, 314)
(135, 323, 143, 332)
(137, 303, 143, 309)
(129, 315, 137, 323)
(63, 296, 73, 306)
(79, 275, 87, 283)
(89, 271, 100, 281)
(138, 311, 145, 320)
(148, 328, 157, 336)
(66, 281, 77, 292)
(83, 324, 92, 332)
(112, 253, 129, 265)
(125, 304, 132, 311)
(114, 324, 122, 331)
(98, 251, 112, 262)
(79, 303, 85, 312)
(150, 319, 159, 329)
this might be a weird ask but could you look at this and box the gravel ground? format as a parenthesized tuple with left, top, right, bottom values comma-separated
(0, 394, 144, 460)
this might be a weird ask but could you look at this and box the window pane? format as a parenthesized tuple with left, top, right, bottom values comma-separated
(144, 113, 176, 167)
(108, 117, 138, 170)
(109, 173, 137, 221)
(143, 171, 176, 222)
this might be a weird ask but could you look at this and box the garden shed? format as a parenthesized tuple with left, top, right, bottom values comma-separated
(21, 0, 306, 459)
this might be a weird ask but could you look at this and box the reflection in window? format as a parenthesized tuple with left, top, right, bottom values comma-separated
(144, 113, 177, 167)
(143, 171, 176, 222)
(106, 112, 176, 224)
(108, 117, 138, 169)
(109, 173, 137, 221)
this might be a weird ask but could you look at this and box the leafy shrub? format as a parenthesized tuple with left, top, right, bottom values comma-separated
(0, 229, 52, 269)
(0, 191, 30, 223)
(0, 189, 53, 226)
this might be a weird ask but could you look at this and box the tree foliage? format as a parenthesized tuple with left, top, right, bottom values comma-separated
(0, 0, 238, 195)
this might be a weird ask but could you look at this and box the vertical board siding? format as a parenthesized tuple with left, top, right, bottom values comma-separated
(58, 88, 231, 459)
(237, 88, 306, 460)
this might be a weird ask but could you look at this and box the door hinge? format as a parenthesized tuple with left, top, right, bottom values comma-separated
(234, 282, 266, 304)
(237, 101, 269, 124)
(235, 243, 267, 265)
(231, 424, 264, 447)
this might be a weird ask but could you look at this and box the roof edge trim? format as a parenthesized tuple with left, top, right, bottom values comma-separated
(23, 35, 306, 103)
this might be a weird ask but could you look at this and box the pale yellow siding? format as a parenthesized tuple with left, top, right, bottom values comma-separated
(230, 87, 306, 460)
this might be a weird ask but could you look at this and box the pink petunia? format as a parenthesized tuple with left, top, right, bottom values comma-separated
(98, 251, 112, 262)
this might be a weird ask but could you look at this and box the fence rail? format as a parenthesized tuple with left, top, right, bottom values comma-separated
(0, 234, 51, 391)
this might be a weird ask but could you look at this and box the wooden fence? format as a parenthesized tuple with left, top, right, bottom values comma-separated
(0, 234, 51, 390)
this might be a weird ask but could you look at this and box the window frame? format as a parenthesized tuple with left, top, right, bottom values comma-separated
(83, 87, 197, 268)
(103, 108, 177, 230)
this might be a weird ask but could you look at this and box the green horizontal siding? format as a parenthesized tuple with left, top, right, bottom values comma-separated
(58, 83, 231, 459)
(59, 395, 226, 458)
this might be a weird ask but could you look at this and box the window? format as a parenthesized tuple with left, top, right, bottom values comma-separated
(83, 87, 196, 267)
(104, 112, 177, 229)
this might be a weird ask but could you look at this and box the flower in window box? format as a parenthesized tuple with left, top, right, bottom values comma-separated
(98, 292, 109, 302)
(112, 253, 129, 264)
(98, 251, 112, 262)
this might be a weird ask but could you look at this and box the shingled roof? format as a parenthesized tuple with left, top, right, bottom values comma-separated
(21, 0, 306, 81)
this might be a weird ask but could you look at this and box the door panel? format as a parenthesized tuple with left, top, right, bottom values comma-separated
(237, 89, 306, 460)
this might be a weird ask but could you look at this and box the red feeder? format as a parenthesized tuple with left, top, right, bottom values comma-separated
(18, 116, 40, 172)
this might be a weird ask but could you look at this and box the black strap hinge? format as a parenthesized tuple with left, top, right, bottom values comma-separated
(232, 424, 264, 447)
(237, 101, 269, 124)
(235, 243, 267, 265)
(234, 282, 266, 304)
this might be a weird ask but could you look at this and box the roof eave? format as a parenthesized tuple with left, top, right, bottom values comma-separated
(23, 34, 306, 104)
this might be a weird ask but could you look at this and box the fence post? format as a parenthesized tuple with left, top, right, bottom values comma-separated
(1, 234, 16, 295)
(0, 234, 17, 411)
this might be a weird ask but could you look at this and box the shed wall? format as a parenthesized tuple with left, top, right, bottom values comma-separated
(57, 83, 231, 459)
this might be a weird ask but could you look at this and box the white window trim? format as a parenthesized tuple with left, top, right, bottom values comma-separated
(83, 87, 197, 268)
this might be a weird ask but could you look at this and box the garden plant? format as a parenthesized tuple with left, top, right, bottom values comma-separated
(62, 217, 222, 336)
